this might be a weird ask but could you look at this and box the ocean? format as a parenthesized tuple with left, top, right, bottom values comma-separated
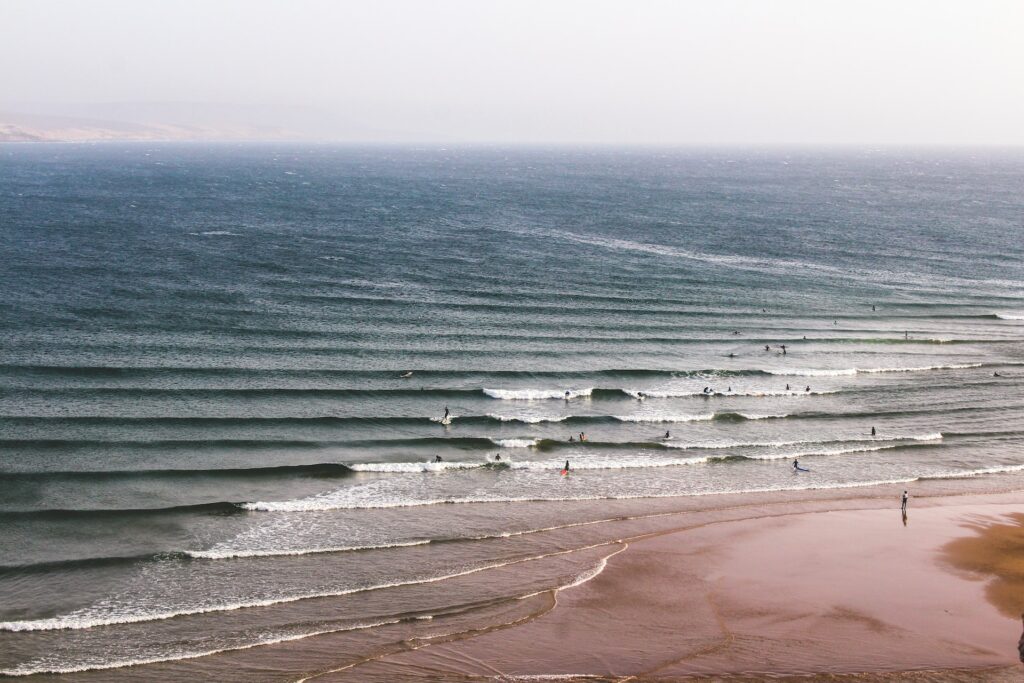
(1, 144, 1023, 679)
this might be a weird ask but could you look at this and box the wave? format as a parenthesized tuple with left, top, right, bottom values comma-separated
(185, 539, 432, 560)
(347, 460, 488, 473)
(240, 464, 1021, 514)
(0, 463, 355, 481)
(0, 543, 613, 632)
(995, 313, 1024, 320)
(483, 387, 594, 400)
(612, 412, 786, 423)
(487, 414, 569, 424)
(612, 413, 715, 423)
(766, 363, 983, 377)
(0, 617, 408, 675)
(0, 501, 244, 521)
(921, 463, 1024, 479)
(489, 437, 539, 448)
(711, 441, 932, 462)
(666, 432, 943, 451)
(622, 388, 835, 398)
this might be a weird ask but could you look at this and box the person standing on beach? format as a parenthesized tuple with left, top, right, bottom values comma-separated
(901, 490, 909, 513)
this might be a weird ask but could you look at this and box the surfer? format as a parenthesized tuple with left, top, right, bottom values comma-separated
(994, 372, 1001, 377)
(664, 430, 671, 439)
(901, 490, 909, 513)
(569, 435, 575, 442)
(728, 352, 735, 358)
(400, 371, 413, 378)
(563, 459, 570, 473)
(871, 426, 876, 436)
(781, 344, 787, 355)
(785, 383, 790, 391)
(872, 305, 876, 311)
(565, 390, 571, 400)
(432, 455, 443, 463)
(727, 386, 732, 392)
(494, 454, 502, 462)
(579, 432, 587, 442)
(765, 345, 770, 351)
(637, 391, 646, 401)
(793, 458, 800, 471)
(805, 385, 811, 392)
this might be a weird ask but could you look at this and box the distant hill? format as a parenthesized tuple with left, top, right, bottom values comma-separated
(0, 110, 299, 142)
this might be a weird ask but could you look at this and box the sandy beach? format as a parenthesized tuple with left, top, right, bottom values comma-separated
(297, 492, 1024, 682)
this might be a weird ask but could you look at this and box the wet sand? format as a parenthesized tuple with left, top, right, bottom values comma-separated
(311, 495, 1024, 681)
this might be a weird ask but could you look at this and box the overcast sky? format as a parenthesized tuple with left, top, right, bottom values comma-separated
(2, 0, 1022, 144)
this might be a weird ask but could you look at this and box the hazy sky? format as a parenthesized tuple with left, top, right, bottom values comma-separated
(2, 0, 1023, 144)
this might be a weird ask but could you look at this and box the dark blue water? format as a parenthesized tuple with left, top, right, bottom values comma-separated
(1, 144, 1023, 678)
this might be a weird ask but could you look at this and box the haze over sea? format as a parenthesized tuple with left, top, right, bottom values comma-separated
(1, 144, 1023, 678)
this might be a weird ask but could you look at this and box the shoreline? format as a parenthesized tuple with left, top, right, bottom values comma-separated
(7, 481, 1024, 681)
(301, 489, 1024, 682)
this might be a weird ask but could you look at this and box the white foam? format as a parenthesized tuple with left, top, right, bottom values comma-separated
(188, 230, 240, 236)
(624, 388, 835, 398)
(741, 442, 914, 461)
(509, 455, 710, 470)
(347, 461, 478, 473)
(613, 413, 715, 423)
(186, 539, 431, 560)
(995, 313, 1024, 320)
(767, 363, 982, 377)
(666, 433, 943, 451)
(484, 388, 593, 400)
(490, 438, 539, 448)
(928, 463, 1024, 479)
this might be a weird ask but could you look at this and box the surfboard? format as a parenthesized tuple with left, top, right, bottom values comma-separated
(794, 466, 810, 472)
(561, 469, 568, 476)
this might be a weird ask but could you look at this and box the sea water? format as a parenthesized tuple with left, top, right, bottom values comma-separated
(1, 144, 1023, 677)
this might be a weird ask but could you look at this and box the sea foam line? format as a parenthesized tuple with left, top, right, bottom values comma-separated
(767, 363, 983, 377)
(185, 539, 431, 560)
(489, 437, 539, 448)
(666, 432, 944, 451)
(484, 388, 593, 400)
